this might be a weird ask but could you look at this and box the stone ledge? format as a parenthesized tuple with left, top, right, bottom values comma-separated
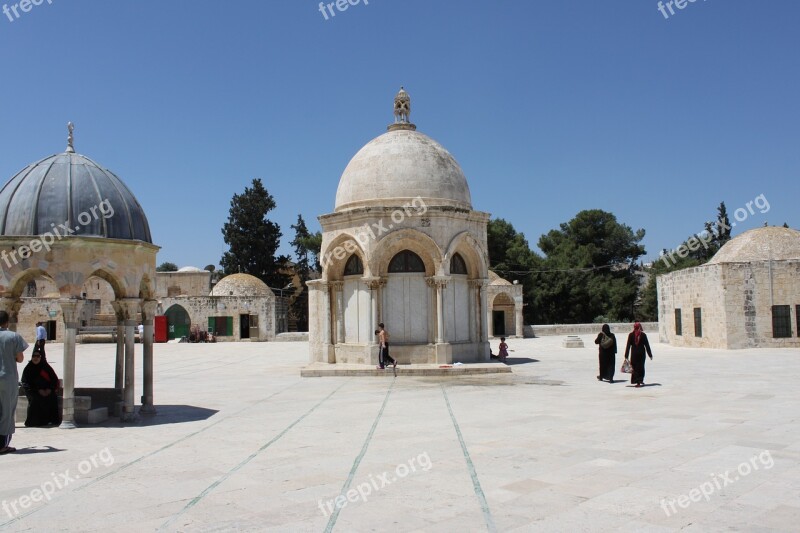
(276, 332, 309, 342)
(301, 362, 511, 377)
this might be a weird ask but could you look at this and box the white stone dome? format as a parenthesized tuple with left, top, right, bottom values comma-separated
(708, 226, 800, 264)
(334, 90, 472, 212)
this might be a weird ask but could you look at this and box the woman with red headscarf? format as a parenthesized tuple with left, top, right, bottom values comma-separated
(624, 322, 653, 387)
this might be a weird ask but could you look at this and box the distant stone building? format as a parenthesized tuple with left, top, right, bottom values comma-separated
(158, 271, 287, 341)
(658, 226, 800, 349)
(308, 88, 523, 365)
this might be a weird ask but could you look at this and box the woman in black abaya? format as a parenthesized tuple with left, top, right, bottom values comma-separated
(21, 347, 61, 426)
(624, 322, 653, 387)
(594, 324, 617, 382)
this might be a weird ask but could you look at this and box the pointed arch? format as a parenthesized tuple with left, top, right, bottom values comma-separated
(443, 231, 488, 278)
(322, 232, 369, 280)
(372, 228, 442, 276)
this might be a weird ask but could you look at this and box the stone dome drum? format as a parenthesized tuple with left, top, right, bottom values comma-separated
(334, 91, 472, 212)
(0, 151, 152, 242)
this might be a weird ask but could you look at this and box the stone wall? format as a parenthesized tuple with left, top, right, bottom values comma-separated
(159, 295, 277, 341)
(155, 271, 212, 298)
(657, 265, 726, 348)
(525, 322, 659, 338)
(723, 261, 800, 349)
(658, 260, 800, 349)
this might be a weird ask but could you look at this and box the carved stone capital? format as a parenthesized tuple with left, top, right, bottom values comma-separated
(363, 277, 382, 290)
(330, 281, 344, 292)
(431, 276, 450, 289)
(58, 298, 85, 329)
(141, 299, 159, 325)
(112, 298, 143, 326)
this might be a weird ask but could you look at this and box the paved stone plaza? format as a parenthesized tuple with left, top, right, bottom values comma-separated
(1, 336, 799, 532)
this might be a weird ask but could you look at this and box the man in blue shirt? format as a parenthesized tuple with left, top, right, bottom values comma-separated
(35, 321, 47, 356)
(0, 311, 28, 454)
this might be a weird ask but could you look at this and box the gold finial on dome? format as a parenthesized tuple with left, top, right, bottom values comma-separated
(388, 86, 416, 131)
(66, 122, 75, 153)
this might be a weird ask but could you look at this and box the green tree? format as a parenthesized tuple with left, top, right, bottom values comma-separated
(156, 262, 178, 272)
(533, 210, 646, 323)
(290, 215, 323, 274)
(220, 178, 289, 288)
(288, 215, 323, 331)
(487, 218, 541, 323)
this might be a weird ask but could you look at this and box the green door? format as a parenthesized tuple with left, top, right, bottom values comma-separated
(165, 305, 190, 340)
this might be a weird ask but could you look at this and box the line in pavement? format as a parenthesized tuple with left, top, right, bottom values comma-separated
(441, 384, 497, 533)
(159, 380, 350, 530)
(324, 378, 396, 533)
(0, 379, 302, 529)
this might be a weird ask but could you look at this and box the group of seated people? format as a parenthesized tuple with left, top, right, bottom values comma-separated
(184, 325, 216, 343)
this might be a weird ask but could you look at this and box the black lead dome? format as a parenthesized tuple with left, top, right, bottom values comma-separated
(0, 151, 152, 243)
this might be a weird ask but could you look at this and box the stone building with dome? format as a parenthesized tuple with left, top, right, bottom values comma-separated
(657, 226, 800, 349)
(157, 271, 287, 341)
(0, 124, 159, 424)
(308, 88, 523, 365)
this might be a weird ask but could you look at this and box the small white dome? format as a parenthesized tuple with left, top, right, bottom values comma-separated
(177, 266, 203, 273)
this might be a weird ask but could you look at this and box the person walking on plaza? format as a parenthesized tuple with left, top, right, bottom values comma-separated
(35, 321, 47, 357)
(0, 311, 29, 454)
(594, 324, 617, 382)
(375, 323, 396, 371)
(624, 322, 653, 387)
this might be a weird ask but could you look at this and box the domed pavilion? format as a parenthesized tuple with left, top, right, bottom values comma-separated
(0, 124, 159, 425)
(308, 88, 518, 365)
(658, 226, 800, 349)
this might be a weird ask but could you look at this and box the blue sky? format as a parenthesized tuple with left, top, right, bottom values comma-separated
(1, 0, 798, 270)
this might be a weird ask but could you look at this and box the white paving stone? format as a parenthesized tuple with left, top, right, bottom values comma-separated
(0, 335, 798, 531)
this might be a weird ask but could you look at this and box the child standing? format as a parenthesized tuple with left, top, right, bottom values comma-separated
(498, 337, 509, 362)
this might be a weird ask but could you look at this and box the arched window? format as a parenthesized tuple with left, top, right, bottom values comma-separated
(451, 253, 467, 275)
(344, 254, 364, 276)
(388, 250, 425, 273)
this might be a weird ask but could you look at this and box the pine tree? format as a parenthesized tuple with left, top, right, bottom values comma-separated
(220, 178, 289, 289)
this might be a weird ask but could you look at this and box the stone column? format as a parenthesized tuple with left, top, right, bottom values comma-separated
(514, 295, 524, 338)
(432, 277, 449, 344)
(57, 298, 84, 429)
(364, 278, 381, 346)
(110, 301, 125, 391)
(320, 283, 332, 346)
(425, 277, 436, 344)
(479, 279, 491, 360)
(331, 281, 344, 344)
(468, 280, 481, 343)
(478, 279, 489, 343)
(140, 299, 158, 415)
(116, 298, 142, 422)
